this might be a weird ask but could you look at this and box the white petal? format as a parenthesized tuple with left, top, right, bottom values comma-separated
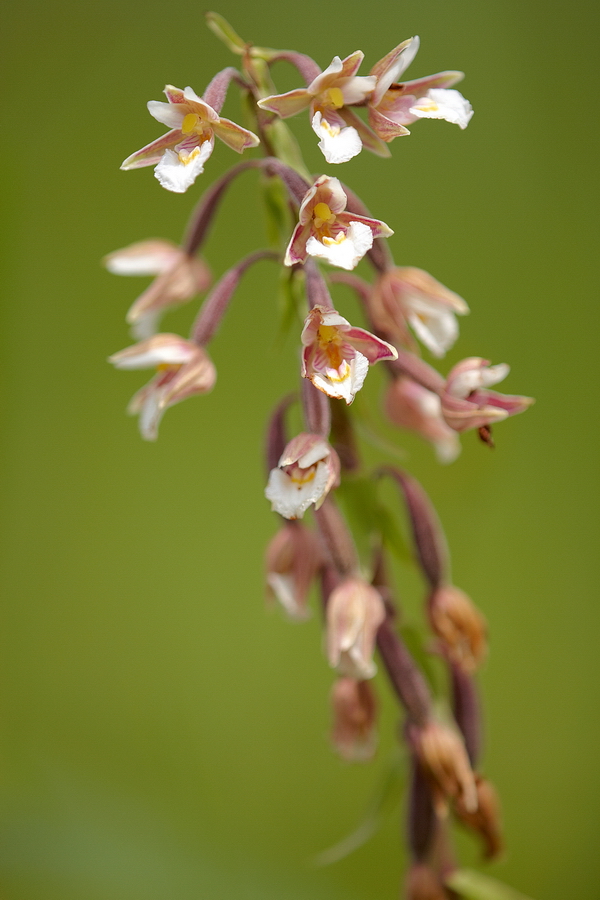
(434, 432, 461, 464)
(265, 463, 330, 520)
(138, 389, 165, 441)
(154, 142, 212, 193)
(337, 648, 377, 680)
(130, 310, 161, 341)
(311, 112, 362, 164)
(409, 89, 473, 129)
(104, 246, 178, 276)
(297, 440, 330, 468)
(341, 75, 377, 105)
(407, 301, 459, 358)
(450, 363, 510, 398)
(110, 344, 195, 369)
(311, 352, 369, 405)
(267, 573, 310, 620)
(147, 100, 185, 129)
(306, 221, 373, 271)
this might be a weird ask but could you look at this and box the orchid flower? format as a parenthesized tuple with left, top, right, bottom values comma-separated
(108, 334, 216, 440)
(326, 577, 386, 680)
(370, 267, 469, 357)
(385, 376, 461, 463)
(302, 305, 397, 404)
(121, 85, 260, 193)
(441, 358, 534, 432)
(104, 240, 211, 339)
(265, 433, 340, 520)
(285, 176, 393, 271)
(369, 36, 473, 142)
(265, 520, 323, 620)
(258, 52, 388, 163)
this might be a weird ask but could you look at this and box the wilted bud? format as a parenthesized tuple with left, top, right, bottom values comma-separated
(408, 719, 477, 815)
(370, 267, 468, 358)
(385, 377, 460, 464)
(428, 585, 487, 673)
(442, 358, 534, 433)
(330, 677, 378, 761)
(405, 863, 448, 900)
(265, 521, 323, 620)
(326, 577, 386, 680)
(265, 433, 340, 520)
(455, 774, 503, 859)
(103, 240, 211, 339)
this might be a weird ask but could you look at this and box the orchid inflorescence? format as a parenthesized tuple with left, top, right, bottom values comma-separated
(106, 14, 533, 898)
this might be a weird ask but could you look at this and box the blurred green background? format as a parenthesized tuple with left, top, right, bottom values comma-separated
(1, 0, 598, 897)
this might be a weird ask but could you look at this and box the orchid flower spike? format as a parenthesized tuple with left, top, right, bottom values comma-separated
(121, 85, 260, 193)
(368, 36, 473, 143)
(108, 334, 216, 440)
(285, 176, 393, 271)
(385, 376, 461, 463)
(258, 51, 389, 163)
(103, 240, 211, 339)
(370, 267, 469, 358)
(441, 358, 534, 433)
(302, 305, 397, 404)
(265, 433, 340, 520)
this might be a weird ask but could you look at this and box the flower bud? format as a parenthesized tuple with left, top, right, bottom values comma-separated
(455, 774, 503, 859)
(428, 586, 487, 673)
(408, 719, 477, 815)
(330, 677, 377, 761)
(405, 863, 448, 900)
(265, 433, 340, 520)
(326, 577, 386, 680)
(265, 521, 323, 620)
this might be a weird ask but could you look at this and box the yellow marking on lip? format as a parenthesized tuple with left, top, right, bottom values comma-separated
(322, 232, 346, 247)
(177, 146, 202, 166)
(414, 98, 439, 113)
(290, 467, 316, 486)
(325, 361, 351, 383)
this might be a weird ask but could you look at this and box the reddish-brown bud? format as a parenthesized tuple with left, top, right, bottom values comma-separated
(428, 585, 487, 673)
(265, 521, 323, 620)
(330, 677, 378, 762)
(408, 719, 477, 816)
(455, 774, 503, 860)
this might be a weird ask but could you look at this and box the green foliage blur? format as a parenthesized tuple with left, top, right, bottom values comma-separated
(0, 1, 598, 898)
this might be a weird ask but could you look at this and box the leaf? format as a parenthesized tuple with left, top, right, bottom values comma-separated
(205, 13, 246, 54)
(313, 750, 405, 866)
(276, 267, 305, 340)
(446, 869, 537, 900)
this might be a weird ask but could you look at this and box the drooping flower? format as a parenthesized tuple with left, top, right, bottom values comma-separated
(108, 334, 216, 440)
(370, 267, 469, 357)
(285, 176, 393, 271)
(441, 357, 534, 433)
(368, 36, 473, 143)
(302, 305, 397, 404)
(265, 433, 340, 520)
(121, 85, 260, 193)
(326, 577, 386, 680)
(258, 52, 388, 163)
(330, 677, 378, 761)
(407, 718, 478, 814)
(427, 585, 487, 673)
(385, 376, 461, 463)
(103, 240, 211, 339)
(265, 520, 323, 620)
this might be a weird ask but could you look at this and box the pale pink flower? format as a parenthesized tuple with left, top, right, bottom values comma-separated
(258, 52, 388, 163)
(265, 433, 340, 520)
(326, 577, 386, 680)
(285, 176, 393, 271)
(265, 521, 323, 620)
(385, 377, 460, 463)
(330, 677, 378, 761)
(441, 358, 534, 433)
(368, 36, 473, 143)
(302, 305, 397, 405)
(103, 239, 211, 339)
(121, 85, 260, 193)
(370, 267, 469, 358)
(108, 334, 216, 440)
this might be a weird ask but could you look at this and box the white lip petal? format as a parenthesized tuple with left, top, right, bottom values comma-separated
(407, 304, 459, 358)
(409, 88, 473, 129)
(298, 440, 330, 469)
(265, 463, 330, 520)
(129, 310, 161, 341)
(110, 344, 194, 369)
(434, 433, 461, 464)
(154, 142, 212, 193)
(450, 363, 510, 398)
(138, 389, 165, 441)
(312, 112, 362, 164)
(267, 573, 309, 620)
(104, 250, 177, 276)
(311, 352, 369, 405)
(307, 220, 373, 271)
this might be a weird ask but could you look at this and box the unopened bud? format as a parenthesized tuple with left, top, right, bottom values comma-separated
(428, 585, 487, 673)
(326, 577, 386, 680)
(405, 863, 448, 900)
(455, 774, 503, 860)
(330, 677, 378, 762)
(408, 719, 477, 815)
(265, 521, 323, 620)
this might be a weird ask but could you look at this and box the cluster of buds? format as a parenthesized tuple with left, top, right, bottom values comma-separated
(106, 14, 530, 897)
